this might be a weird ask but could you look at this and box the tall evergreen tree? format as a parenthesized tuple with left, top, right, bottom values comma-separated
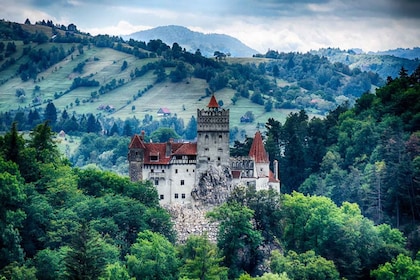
(44, 102, 57, 127)
(1, 122, 25, 164)
(109, 123, 120, 136)
(64, 222, 107, 280)
(86, 114, 101, 133)
(28, 122, 59, 164)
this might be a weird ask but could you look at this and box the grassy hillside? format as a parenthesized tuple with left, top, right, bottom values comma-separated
(3, 20, 414, 140)
(0, 23, 296, 137)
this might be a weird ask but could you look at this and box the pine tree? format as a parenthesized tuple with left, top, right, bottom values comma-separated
(64, 222, 107, 280)
(44, 102, 57, 126)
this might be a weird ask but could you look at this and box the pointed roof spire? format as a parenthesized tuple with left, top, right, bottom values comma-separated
(207, 94, 219, 108)
(249, 131, 269, 163)
(128, 134, 146, 149)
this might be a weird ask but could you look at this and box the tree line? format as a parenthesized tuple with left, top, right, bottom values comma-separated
(259, 66, 420, 253)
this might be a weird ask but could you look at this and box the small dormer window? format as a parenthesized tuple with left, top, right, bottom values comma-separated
(150, 152, 159, 162)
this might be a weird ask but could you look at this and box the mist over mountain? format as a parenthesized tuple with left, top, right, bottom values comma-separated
(123, 25, 259, 57)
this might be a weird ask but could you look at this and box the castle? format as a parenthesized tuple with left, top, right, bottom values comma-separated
(128, 95, 280, 205)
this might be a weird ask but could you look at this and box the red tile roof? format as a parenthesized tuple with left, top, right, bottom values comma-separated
(207, 95, 219, 108)
(172, 142, 197, 155)
(144, 143, 170, 164)
(269, 170, 280, 183)
(249, 131, 269, 163)
(158, 107, 171, 114)
(129, 134, 197, 165)
(128, 134, 146, 149)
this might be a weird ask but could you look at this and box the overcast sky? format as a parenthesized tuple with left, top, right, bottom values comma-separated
(1, 0, 420, 53)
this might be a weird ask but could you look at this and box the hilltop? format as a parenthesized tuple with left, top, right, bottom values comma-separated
(123, 25, 259, 57)
(0, 20, 418, 140)
(310, 47, 420, 79)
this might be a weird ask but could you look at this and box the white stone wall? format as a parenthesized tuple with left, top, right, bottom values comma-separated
(143, 163, 196, 204)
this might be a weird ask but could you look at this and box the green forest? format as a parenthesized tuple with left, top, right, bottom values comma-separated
(1, 19, 420, 280)
(1, 64, 420, 279)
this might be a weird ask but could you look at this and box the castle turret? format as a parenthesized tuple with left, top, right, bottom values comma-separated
(196, 95, 230, 178)
(128, 132, 146, 181)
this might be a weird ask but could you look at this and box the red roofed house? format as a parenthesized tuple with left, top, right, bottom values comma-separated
(128, 95, 280, 205)
(157, 107, 171, 117)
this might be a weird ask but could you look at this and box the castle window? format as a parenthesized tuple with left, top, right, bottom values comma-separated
(181, 180, 185, 185)
(162, 170, 165, 173)
(175, 193, 179, 199)
(182, 193, 186, 199)
(205, 135, 209, 144)
(160, 194, 164, 200)
(218, 148, 223, 152)
(208, 157, 210, 161)
(151, 169, 154, 173)
(175, 169, 178, 174)
(219, 135, 222, 141)
(218, 157, 221, 161)
(186, 169, 189, 172)
(154, 179, 159, 185)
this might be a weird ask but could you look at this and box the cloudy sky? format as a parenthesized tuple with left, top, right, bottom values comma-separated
(1, 0, 420, 53)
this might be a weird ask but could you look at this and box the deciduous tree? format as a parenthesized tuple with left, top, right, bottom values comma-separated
(126, 230, 179, 280)
(207, 202, 263, 278)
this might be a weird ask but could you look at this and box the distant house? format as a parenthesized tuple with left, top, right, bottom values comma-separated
(97, 104, 115, 113)
(157, 107, 171, 117)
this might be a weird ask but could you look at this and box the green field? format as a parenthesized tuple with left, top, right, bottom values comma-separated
(0, 40, 320, 140)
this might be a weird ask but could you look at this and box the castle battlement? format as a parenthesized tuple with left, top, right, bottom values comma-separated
(197, 108, 229, 132)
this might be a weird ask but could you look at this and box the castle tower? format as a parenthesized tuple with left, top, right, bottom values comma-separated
(196, 95, 230, 177)
(128, 132, 146, 181)
(248, 131, 270, 178)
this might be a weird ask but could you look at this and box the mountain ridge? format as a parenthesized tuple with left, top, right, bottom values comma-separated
(123, 25, 259, 57)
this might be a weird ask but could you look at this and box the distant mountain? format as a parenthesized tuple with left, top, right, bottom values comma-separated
(123, 25, 259, 57)
(368, 47, 420, 60)
(310, 48, 420, 79)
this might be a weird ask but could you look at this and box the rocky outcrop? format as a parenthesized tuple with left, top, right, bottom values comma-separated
(191, 165, 232, 205)
(165, 204, 219, 244)
(166, 165, 234, 243)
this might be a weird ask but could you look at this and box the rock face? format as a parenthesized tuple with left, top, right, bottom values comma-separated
(165, 204, 219, 244)
(191, 165, 232, 205)
(168, 165, 233, 243)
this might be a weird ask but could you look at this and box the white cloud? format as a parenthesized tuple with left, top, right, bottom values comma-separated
(0, 0, 419, 53)
(86, 20, 151, 36)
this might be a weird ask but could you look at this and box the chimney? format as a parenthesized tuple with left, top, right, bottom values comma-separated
(140, 130, 145, 140)
(273, 160, 278, 181)
(166, 138, 173, 157)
